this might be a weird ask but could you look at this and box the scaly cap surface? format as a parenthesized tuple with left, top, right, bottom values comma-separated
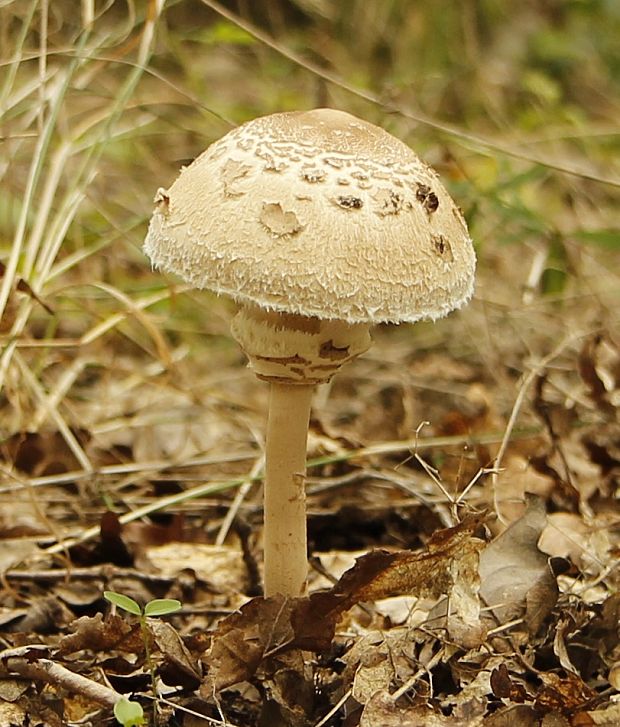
(144, 108, 475, 324)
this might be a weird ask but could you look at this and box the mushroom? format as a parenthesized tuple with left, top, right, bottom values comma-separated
(144, 108, 476, 597)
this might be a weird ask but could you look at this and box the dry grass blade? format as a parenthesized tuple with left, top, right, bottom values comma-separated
(14, 352, 92, 472)
(90, 282, 173, 367)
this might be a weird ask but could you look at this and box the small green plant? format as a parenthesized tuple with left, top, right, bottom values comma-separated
(104, 591, 182, 725)
(114, 696, 146, 727)
(104, 591, 182, 619)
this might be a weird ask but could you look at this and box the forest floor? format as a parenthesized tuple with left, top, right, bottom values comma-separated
(0, 1, 618, 725)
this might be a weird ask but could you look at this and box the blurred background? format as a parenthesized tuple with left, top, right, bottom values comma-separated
(0, 0, 618, 543)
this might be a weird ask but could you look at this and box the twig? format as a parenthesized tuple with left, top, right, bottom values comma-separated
(43, 476, 248, 555)
(2, 645, 120, 709)
(389, 647, 445, 701)
(0, 451, 257, 493)
(149, 695, 242, 726)
(313, 688, 352, 727)
(4, 564, 177, 583)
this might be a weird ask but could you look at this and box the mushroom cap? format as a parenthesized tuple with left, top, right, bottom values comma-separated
(144, 108, 475, 324)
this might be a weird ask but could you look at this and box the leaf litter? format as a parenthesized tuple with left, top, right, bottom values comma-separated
(1, 288, 618, 726)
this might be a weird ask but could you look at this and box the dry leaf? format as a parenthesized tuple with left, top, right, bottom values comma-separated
(539, 512, 611, 577)
(348, 632, 395, 705)
(551, 614, 580, 674)
(573, 704, 620, 726)
(147, 542, 248, 593)
(579, 334, 619, 414)
(534, 670, 596, 716)
(445, 536, 485, 647)
(0, 539, 40, 572)
(360, 689, 484, 726)
(490, 663, 528, 703)
(202, 595, 297, 691)
(0, 702, 28, 725)
(58, 613, 137, 655)
(493, 454, 556, 522)
(150, 619, 201, 690)
(259, 650, 314, 727)
(479, 496, 558, 633)
(484, 705, 539, 726)
(374, 595, 418, 625)
(608, 662, 620, 690)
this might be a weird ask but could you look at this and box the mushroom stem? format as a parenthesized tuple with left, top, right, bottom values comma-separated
(263, 382, 314, 597)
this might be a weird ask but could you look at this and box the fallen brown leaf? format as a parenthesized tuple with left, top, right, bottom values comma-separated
(484, 705, 541, 726)
(150, 619, 201, 690)
(479, 496, 558, 634)
(490, 663, 529, 703)
(534, 671, 596, 716)
(347, 632, 397, 705)
(58, 613, 138, 655)
(360, 689, 484, 726)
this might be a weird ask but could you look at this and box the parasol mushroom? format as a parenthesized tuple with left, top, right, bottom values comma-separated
(144, 108, 476, 597)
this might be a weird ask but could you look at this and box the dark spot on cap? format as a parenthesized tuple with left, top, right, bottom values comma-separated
(431, 234, 453, 262)
(416, 184, 439, 214)
(336, 195, 364, 210)
(425, 193, 439, 213)
(373, 188, 404, 216)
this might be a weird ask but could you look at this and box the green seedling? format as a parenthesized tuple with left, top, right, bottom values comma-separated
(104, 591, 182, 725)
(114, 696, 146, 727)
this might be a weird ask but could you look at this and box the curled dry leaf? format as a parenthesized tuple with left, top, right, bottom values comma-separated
(552, 614, 580, 675)
(258, 650, 315, 727)
(3, 595, 73, 634)
(608, 662, 620, 690)
(539, 512, 611, 576)
(479, 496, 558, 634)
(490, 663, 529, 703)
(203, 515, 486, 691)
(0, 703, 28, 725)
(0, 540, 39, 573)
(444, 537, 485, 648)
(339, 626, 420, 705)
(149, 619, 202, 690)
